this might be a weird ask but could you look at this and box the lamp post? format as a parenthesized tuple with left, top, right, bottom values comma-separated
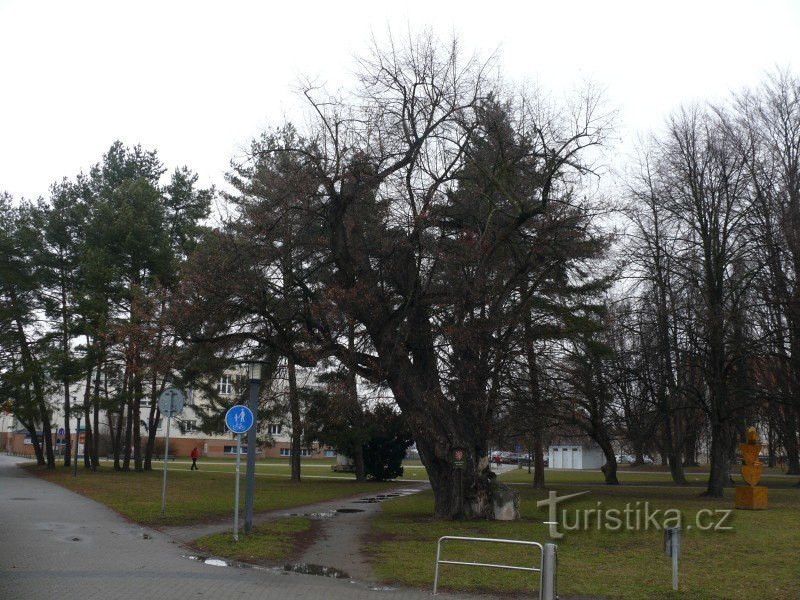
(244, 361, 261, 533)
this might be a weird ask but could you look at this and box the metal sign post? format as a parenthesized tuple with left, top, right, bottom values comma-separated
(663, 526, 680, 591)
(225, 405, 254, 542)
(158, 388, 184, 517)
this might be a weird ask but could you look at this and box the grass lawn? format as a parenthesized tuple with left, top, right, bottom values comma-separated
(369, 482, 800, 600)
(111, 457, 432, 481)
(26, 463, 398, 526)
(191, 517, 314, 564)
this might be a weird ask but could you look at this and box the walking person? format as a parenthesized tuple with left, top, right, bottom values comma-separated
(190, 446, 199, 470)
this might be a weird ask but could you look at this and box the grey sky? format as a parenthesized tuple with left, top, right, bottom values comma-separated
(2, 0, 799, 200)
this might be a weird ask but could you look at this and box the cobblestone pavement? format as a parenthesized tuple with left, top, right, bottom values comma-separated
(0, 454, 492, 600)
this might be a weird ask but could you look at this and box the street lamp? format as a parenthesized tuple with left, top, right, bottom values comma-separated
(244, 361, 261, 533)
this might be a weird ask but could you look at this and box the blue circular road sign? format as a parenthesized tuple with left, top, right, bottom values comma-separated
(225, 405, 254, 434)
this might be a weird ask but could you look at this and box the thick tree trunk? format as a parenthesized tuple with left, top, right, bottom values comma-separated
(703, 419, 736, 497)
(783, 434, 800, 475)
(287, 357, 301, 482)
(665, 414, 687, 484)
(417, 437, 500, 519)
(353, 443, 366, 482)
(596, 436, 619, 485)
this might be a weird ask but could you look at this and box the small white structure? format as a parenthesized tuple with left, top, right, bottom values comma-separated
(548, 444, 605, 469)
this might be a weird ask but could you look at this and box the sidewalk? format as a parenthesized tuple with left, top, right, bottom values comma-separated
(0, 454, 493, 600)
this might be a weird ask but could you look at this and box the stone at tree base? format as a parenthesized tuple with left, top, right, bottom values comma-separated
(735, 485, 767, 510)
(492, 484, 520, 520)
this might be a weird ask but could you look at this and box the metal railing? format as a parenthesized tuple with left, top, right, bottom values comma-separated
(433, 535, 557, 600)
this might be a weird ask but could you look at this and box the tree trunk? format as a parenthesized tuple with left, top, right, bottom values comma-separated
(703, 419, 736, 497)
(532, 431, 545, 489)
(91, 362, 101, 470)
(114, 366, 129, 470)
(683, 426, 698, 467)
(596, 436, 619, 485)
(22, 419, 45, 465)
(353, 443, 366, 482)
(347, 321, 366, 482)
(123, 401, 133, 471)
(133, 373, 143, 472)
(63, 385, 72, 468)
(82, 367, 94, 469)
(665, 414, 687, 484)
(417, 437, 499, 519)
(11, 302, 55, 469)
(287, 357, 301, 482)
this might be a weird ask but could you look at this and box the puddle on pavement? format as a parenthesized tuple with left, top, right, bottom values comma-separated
(353, 488, 420, 504)
(284, 563, 349, 578)
(335, 508, 364, 513)
(286, 511, 335, 518)
(10, 497, 36, 500)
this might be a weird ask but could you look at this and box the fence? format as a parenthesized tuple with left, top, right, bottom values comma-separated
(433, 535, 557, 600)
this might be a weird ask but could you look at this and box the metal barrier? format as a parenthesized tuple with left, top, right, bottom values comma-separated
(433, 535, 557, 600)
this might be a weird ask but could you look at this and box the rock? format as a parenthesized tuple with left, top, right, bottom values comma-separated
(492, 484, 520, 521)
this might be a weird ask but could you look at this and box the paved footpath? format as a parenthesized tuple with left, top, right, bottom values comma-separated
(0, 454, 493, 600)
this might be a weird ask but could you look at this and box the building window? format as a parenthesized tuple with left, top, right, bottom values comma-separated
(224, 445, 247, 454)
(185, 420, 197, 432)
(268, 424, 282, 435)
(323, 449, 336, 458)
(217, 376, 233, 395)
(280, 448, 312, 457)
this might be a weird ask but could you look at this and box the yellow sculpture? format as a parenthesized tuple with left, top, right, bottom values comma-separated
(735, 426, 768, 510)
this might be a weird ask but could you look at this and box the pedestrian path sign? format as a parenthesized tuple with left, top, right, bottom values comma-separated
(225, 406, 254, 434)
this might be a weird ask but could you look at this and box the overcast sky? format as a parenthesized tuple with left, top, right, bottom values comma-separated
(2, 0, 799, 200)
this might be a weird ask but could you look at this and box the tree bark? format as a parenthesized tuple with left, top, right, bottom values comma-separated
(81, 367, 94, 469)
(532, 431, 545, 489)
(287, 357, 301, 482)
(703, 419, 736, 497)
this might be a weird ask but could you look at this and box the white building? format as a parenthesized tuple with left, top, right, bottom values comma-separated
(548, 443, 605, 469)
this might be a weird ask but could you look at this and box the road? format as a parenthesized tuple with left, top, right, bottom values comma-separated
(0, 454, 487, 600)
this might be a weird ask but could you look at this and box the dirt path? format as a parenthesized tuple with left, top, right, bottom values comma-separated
(160, 482, 426, 582)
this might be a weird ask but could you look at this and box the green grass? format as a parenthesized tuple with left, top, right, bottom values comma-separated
(191, 517, 314, 564)
(28, 464, 397, 526)
(499, 467, 800, 487)
(369, 485, 800, 599)
(118, 457, 431, 480)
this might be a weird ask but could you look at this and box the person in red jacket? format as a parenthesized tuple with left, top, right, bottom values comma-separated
(190, 446, 199, 470)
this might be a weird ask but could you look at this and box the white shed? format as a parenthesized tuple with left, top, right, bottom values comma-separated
(548, 444, 605, 469)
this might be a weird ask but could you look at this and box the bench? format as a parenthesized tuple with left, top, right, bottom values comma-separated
(154, 454, 177, 461)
